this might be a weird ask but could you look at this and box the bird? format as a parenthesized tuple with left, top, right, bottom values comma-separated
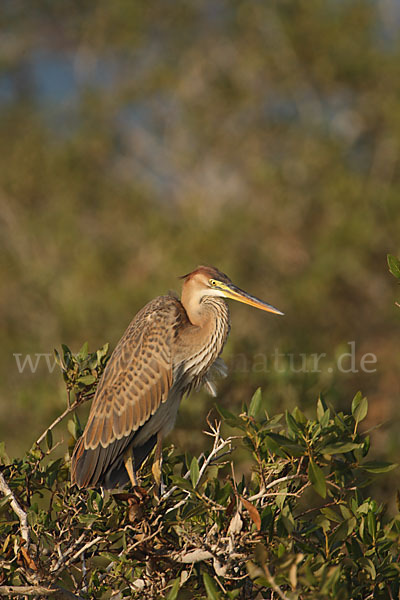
(71, 266, 283, 490)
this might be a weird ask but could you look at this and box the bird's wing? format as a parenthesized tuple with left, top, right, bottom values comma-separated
(71, 295, 185, 486)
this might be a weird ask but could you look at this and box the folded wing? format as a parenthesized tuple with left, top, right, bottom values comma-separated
(71, 296, 184, 488)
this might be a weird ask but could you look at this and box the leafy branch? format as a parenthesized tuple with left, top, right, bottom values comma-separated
(1, 349, 399, 599)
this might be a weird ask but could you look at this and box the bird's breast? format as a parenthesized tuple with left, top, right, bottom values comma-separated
(175, 298, 230, 388)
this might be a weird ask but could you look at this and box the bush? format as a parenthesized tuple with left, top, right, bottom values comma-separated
(1, 344, 399, 599)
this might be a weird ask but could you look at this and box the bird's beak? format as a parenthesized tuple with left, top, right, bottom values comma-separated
(218, 282, 284, 315)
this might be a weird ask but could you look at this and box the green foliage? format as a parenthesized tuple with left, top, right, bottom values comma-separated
(54, 342, 109, 402)
(1, 354, 399, 599)
(387, 255, 400, 282)
(2, 0, 400, 484)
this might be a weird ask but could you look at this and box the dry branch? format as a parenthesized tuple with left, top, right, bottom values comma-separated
(0, 585, 84, 599)
(0, 472, 29, 548)
(35, 397, 88, 447)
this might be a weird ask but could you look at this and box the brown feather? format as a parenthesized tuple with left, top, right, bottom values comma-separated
(71, 275, 233, 489)
(71, 296, 189, 488)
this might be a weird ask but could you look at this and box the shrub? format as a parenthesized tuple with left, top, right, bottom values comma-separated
(1, 344, 399, 599)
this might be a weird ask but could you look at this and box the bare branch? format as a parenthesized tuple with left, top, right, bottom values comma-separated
(248, 474, 303, 502)
(160, 467, 192, 503)
(0, 585, 84, 599)
(196, 427, 232, 487)
(0, 472, 29, 548)
(262, 563, 292, 600)
(35, 395, 90, 447)
(174, 549, 213, 563)
(162, 422, 232, 512)
(51, 532, 86, 573)
(64, 535, 103, 568)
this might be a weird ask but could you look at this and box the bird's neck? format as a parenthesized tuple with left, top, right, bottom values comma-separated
(179, 295, 230, 356)
(181, 289, 220, 327)
(175, 294, 231, 378)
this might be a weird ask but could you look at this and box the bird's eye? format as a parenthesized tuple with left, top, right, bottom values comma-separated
(209, 279, 217, 286)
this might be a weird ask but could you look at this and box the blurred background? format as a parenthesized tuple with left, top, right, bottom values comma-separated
(1, 1, 400, 486)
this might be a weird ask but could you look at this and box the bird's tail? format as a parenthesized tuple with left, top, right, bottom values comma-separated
(71, 434, 157, 490)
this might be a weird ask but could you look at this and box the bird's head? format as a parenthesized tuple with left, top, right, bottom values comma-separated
(180, 266, 283, 316)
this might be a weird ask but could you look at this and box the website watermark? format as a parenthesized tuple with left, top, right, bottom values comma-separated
(14, 353, 58, 374)
(229, 341, 377, 374)
(13, 341, 377, 375)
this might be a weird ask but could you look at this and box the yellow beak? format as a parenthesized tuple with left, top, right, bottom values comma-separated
(219, 282, 284, 315)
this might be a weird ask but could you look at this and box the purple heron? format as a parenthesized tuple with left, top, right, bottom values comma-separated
(71, 266, 283, 490)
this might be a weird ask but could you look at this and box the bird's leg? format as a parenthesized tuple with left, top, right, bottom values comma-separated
(124, 446, 139, 488)
(152, 431, 163, 496)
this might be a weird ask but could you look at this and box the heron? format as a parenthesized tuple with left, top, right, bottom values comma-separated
(71, 266, 283, 490)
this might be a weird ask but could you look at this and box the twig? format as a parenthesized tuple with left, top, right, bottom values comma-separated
(159, 468, 192, 504)
(160, 452, 206, 505)
(0, 586, 54, 597)
(161, 422, 232, 512)
(81, 551, 88, 593)
(63, 535, 103, 568)
(96, 524, 163, 586)
(263, 563, 291, 600)
(125, 524, 163, 553)
(0, 472, 30, 548)
(174, 549, 213, 563)
(248, 474, 303, 502)
(196, 428, 232, 487)
(51, 532, 86, 572)
(0, 585, 84, 599)
(35, 396, 89, 446)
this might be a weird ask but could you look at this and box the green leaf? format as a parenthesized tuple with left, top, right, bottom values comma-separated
(97, 343, 109, 363)
(308, 459, 326, 498)
(359, 556, 376, 580)
(316, 396, 330, 427)
(169, 475, 193, 492)
(388, 254, 400, 280)
(77, 514, 98, 525)
(352, 392, 368, 424)
(166, 578, 180, 600)
(285, 411, 302, 436)
(0, 441, 10, 465)
(315, 515, 330, 532)
(330, 517, 356, 544)
(53, 348, 62, 368)
(67, 419, 77, 440)
(263, 435, 286, 458)
(216, 404, 244, 428)
(190, 456, 200, 488)
(249, 387, 262, 418)
(367, 511, 376, 539)
(61, 344, 72, 368)
(203, 573, 220, 600)
(360, 461, 398, 474)
(88, 490, 103, 512)
(322, 441, 362, 455)
(317, 396, 327, 421)
(339, 504, 352, 520)
(100, 551, 120, 563)
(46, 429, 53, 451)
(320, 507, 342, 523)
(77, 341, 89, 360)
(77, 374, 96, 386)
(268, 433, 305, 457)
(293, 406, 307, 424)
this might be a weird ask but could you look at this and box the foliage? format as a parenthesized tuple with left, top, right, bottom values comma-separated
(1, 349, 399, 599)
(2, 0, 400, 480)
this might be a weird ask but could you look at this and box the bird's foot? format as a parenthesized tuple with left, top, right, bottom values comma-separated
(152, 460, 164, 499)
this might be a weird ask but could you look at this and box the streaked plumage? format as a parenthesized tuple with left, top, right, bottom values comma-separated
(71, 266, 283, 489)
